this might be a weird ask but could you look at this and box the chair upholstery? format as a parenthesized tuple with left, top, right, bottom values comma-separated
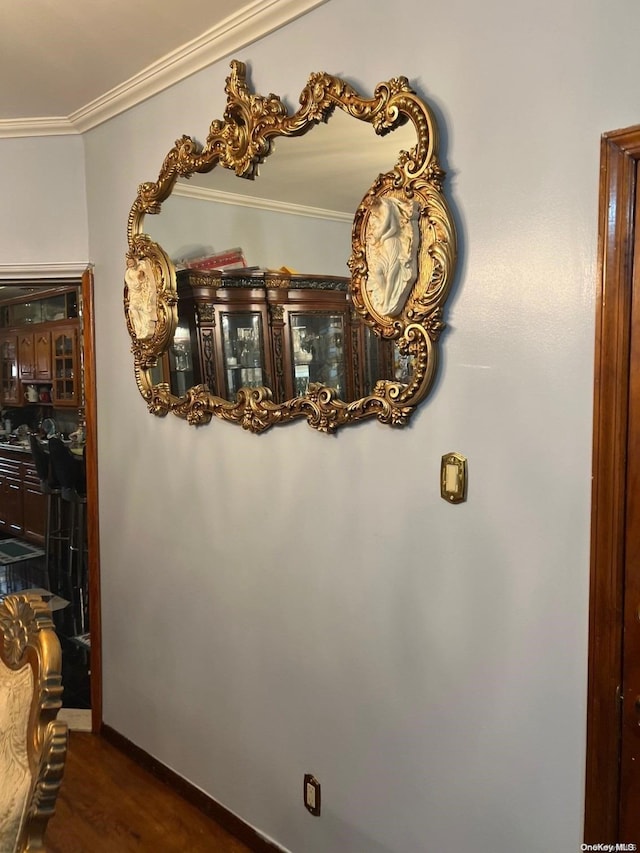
(0, 593, 68, 853)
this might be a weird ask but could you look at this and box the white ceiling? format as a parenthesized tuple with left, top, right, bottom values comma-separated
(0, 0, 328, 132)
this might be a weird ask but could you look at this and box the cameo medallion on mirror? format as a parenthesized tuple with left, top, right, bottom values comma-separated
(125, 61, 456, 433)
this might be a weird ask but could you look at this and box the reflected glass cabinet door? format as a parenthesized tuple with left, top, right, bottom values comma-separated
(359, 326, 415, 394)
(147, 324, 195, 397)
(289, 313, 346, 399)
(168, 322, 194, 397)
(360, 325, 383, 398)
(220, 312, 268, 399)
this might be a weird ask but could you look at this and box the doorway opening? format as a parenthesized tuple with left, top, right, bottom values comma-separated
(0, 268, 101, 730)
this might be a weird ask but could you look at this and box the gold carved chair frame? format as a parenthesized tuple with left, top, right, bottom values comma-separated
(0, 592, 67, 853)
(125, 61, 456, 433)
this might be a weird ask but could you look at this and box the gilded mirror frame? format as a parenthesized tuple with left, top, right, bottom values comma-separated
(125, 61, 456, 433)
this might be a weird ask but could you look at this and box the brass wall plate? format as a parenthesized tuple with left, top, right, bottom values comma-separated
(441, 452, 467, 503)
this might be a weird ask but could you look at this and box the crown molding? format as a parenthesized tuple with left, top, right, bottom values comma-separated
(0, 117, 79, 139)
(0, 263, 90, 281)
(0, 0, 327, 140)
(173, 183, 352, 223)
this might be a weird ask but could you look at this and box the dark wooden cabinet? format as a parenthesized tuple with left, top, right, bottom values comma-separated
(268, 283, 354, 401)
(0, 449, 45, 544)
(0, 452, 25, 537)
(23, 460, 46, 545)
(17, 332, 33, 381)
(188, 288, 275, 401)
(0, 288, 80, 408)
(19, 329, 52, 381)
(172, 269, 389, 403)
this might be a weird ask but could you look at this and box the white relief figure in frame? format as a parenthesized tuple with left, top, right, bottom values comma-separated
(125, 256, 158, 340)
(365, 195, 421, 318)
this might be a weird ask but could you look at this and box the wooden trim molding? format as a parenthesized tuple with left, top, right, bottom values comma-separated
(0, 0, 329, 138)
(100, 725, 283, 852)
(81, 268, 102, 732)
(585, 126, 640, 840)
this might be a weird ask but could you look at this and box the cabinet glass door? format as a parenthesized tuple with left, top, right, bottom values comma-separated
(168, 322, 194, 397)
(12, 301, 44, 326)
(361, 326, 382, 397)
(392, 344, 415, 383)
(221, 312, 267, 399)
(290, 313, 346, 398)
(0, 336, 18, 404)
(52, 328, 77, 404)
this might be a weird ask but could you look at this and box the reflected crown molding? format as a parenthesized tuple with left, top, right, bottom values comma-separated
(0, 0, 329, 139)
(173, 182, 352, 223)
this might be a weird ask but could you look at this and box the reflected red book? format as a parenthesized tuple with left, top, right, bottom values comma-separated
(186, 247, 247, 270)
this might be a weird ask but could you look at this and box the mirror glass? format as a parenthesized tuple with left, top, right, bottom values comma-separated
(145, 109, 416, 274)
(125, 63, 456, 432)
(144, 111, 418, 403)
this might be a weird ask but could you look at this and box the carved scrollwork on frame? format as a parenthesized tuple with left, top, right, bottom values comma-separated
(0, 593, 68, 851)
(124, 235, 178, 372)
(124, 60, 456, 433)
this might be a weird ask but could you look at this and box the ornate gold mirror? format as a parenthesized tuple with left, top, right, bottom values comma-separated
(125, 61, 456, 433)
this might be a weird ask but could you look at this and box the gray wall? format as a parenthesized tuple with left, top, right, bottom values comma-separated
(7, 0, 640, 850)
(0, 135, 88, 265)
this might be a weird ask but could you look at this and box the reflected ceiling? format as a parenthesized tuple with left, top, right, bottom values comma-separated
(178, 109, 419, 217)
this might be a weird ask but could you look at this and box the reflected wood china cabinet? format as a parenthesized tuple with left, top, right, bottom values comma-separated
(0, 288, 80, 408)
(169, 269, 396, 403)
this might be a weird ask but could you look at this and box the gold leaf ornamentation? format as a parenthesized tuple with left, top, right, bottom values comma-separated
(125, 62, 456, 434)
(0, 593, 67, 851)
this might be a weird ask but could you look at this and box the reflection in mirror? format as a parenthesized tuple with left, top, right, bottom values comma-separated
(145, 108, 417, 272)
(125, 62, 456, 433)
(169, 322, 194, 397)
(144, 110, 419, 404)
(161, 268, 373, 405)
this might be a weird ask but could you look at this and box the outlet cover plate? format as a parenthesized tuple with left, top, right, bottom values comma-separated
(304, 774, 321, 816)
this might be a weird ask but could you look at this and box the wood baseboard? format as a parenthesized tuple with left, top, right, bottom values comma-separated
(101, 724, 283, 852)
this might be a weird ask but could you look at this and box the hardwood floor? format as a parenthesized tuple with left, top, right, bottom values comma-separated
(46, 732, 254, 852)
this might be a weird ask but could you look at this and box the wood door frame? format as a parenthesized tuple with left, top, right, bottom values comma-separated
(0, 267, 102, 727)
(81, 268, 102, 731)
(585, 125, 640, 840)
